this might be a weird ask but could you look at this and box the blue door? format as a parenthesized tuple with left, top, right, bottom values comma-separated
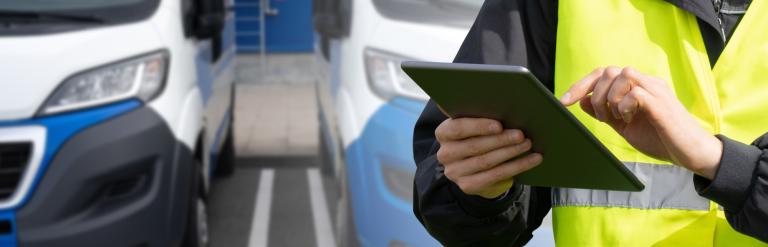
(235, 0, 314, 53)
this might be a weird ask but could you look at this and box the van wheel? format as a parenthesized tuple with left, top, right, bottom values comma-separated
(335, 157, 360, 247)
(184, 166, 209, 247)
(188, 197, 209, 247)
(215, 119, 235, 177)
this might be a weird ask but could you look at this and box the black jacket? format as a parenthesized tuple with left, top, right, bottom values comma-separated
(412, 0, 768, 245)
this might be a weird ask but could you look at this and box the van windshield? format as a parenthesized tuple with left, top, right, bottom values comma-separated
(0, 0, 159, 24)
(372, 0, 482, 28)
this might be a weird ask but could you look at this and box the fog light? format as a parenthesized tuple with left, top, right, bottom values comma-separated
(380, 164, 415, 203)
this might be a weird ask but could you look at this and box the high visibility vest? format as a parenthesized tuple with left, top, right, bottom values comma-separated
(553, 0, 768, 246)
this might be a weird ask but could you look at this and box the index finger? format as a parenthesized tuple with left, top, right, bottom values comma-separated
(435, 118, 503, 142)
(560, 68, 605, 106)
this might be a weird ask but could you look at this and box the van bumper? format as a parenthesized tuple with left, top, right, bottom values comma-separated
(11, 103, 194, 247)
(345, 98, 441, 247)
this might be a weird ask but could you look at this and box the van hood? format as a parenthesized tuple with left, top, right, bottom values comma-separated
(370, 19, 469, 64)
(0, 23, 163, 121)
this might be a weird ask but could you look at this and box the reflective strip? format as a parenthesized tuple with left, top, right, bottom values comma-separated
(553, 162, 711, 210)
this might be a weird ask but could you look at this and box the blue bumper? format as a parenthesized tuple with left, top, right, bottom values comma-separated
(345, 98, 440, 247)
(0, 101, 194, 247)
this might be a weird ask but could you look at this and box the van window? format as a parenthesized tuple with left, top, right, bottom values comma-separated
(372, 0, 482, 28)
(0, 0, 160, 27)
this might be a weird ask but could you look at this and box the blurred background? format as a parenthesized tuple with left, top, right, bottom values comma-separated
(0, 0, 552, 246)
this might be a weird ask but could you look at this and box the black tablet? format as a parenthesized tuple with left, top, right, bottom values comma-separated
(402, 61, 644, 191)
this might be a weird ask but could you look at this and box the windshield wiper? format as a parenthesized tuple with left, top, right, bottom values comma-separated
(0, 10, 104, 24)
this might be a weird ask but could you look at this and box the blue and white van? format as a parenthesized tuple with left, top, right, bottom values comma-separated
(0, 0, 236, 246)
(314, 0, 555, 246)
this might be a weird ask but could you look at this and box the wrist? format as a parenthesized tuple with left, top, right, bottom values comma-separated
(688, 135, 722, 179)
(477, 180, 515, 199)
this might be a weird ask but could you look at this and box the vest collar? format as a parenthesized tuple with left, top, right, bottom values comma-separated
(664, 0, 720, 30)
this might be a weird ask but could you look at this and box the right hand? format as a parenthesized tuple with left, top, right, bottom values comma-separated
(435, 118, 543, 199)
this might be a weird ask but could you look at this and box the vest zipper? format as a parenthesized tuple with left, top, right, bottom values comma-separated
(707, 0, 725, 134)
(714, 0, 727, 41)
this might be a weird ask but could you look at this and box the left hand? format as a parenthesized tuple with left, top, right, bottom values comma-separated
(560, 66, 722, 179)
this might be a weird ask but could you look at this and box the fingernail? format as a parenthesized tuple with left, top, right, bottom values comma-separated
(509, 131, 521, 142)
(520, 138, 531, 149)
(531, 153, 543, 162)
(560, 92, 571, 103)
(622, 111, 634, 123)
(489, 123, 500, 132)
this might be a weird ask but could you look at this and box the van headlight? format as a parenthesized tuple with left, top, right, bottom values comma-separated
(40, 51, 169, 115)
(364, 48, 428, 101)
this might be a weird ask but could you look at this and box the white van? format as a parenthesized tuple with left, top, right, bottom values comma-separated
(314, 0, 554, 246)
(0, 0, 236, 246)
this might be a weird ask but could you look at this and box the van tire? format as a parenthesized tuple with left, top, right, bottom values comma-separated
(183, 162, 209, 247)
(335, 152, 360, 247)
(215, 117, 236, 177)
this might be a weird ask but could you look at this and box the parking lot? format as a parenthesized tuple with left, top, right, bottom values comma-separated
(206, 54, 339, 247)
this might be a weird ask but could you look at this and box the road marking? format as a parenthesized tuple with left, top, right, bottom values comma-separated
(307, 168, 337, 247)
(249, 168, 275, 247)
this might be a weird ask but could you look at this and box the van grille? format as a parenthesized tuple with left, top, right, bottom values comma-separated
(0, 143, 31, 201)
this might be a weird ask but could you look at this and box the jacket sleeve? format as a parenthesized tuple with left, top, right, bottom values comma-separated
(412, 0, 557, 246)
(694, 134, 768, 243)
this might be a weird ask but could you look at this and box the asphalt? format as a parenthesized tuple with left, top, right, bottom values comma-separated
(208, 156, 337, 247)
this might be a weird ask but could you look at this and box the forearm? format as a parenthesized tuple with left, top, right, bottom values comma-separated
(693, 135, 768, 242)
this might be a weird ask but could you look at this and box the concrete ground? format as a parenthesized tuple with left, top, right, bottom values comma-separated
(233, 54, 319, 157)
(208, 54, 334, 247)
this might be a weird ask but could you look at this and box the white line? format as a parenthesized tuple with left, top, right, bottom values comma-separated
(248, 168, 275, 247)
(307, 168, 338, 247)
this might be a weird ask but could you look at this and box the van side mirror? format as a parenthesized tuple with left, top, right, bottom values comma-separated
(194, 12, 225, 39)
(313, 0, 352, 39)
(183, 0, 226, 39)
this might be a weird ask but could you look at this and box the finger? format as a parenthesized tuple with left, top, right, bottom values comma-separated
(449, 138, 533, 177)
(591, 66, 622, 122)
(626, 86, 665, 124)
(618, 67, 668, 96)
(617, 90, 640, 123)
(561, 68, 605, 105)
(437, 129, 525, 164)
(581, 94, 627, 132)
(436, 118, 502, 142)
(464, 153, 543, 190)
(607, 71, 634, 119)
(579, 95, 597, 119)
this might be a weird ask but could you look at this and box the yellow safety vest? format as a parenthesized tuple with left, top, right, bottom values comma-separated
(553, 0, 768, 246)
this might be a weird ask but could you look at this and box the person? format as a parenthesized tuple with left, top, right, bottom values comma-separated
(412, 0, 768, 246)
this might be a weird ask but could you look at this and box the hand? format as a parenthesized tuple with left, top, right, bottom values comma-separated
(435, 118, 543, 199)
(560, 67, 722, 179)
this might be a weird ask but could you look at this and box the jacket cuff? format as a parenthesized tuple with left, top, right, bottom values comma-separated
(694, 135, 761, 211)
(449, 181, 523, 218)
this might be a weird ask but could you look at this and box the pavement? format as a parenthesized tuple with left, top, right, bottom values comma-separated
(208, 54, 337, 247)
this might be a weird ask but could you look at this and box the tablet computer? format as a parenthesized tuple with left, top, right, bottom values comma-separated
(402, 61, 644, 191)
